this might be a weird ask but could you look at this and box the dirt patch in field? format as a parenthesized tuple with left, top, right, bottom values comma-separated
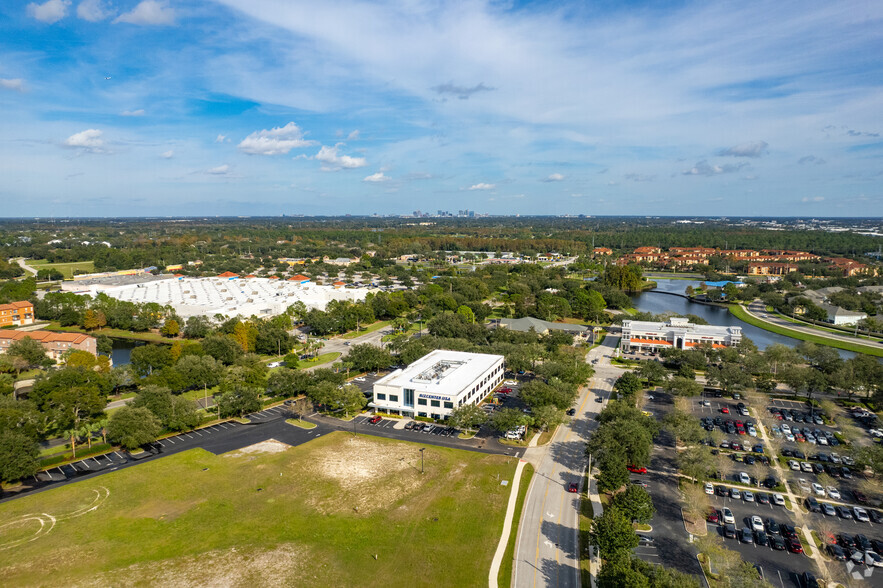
(124, 499, 204, 521)
(80, 543, 312, 588)
(224, 439, 291, 458)
(305, 436, 423, 514)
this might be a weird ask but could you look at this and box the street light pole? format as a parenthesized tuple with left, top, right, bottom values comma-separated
(420, 447, 425, 474)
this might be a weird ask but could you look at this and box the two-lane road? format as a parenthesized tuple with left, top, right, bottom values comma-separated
(512, 336, 620, 588)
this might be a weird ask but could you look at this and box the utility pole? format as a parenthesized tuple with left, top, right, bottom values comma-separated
(420, 447, 425, 474)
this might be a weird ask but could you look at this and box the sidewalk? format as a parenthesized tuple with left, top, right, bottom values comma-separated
(488, 458, 528, 588)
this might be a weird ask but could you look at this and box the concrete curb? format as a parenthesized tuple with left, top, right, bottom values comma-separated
(488, 458, 527, 588)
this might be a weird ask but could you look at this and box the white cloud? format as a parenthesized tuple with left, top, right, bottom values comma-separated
(315, 145, 367, 170)
(64, 129, 105, 153)
(120, 109, 145, 117)
(207, 164, 231, 175)
(468, 183, 495, 190)
(113, 0, 174, 25)
(363, 172, 389, 182)
(238, 122, 315, 155)
(801, 196, 825, 203)
(160, 150, 174, 159)
(347, 130, 360, 141)
(77, 0, 113, 21)
(682, 160, 747, 176)
(544, 173, 565, 182)
(27, 0, 70, 23)
(215, 134, 227, 143)
(717, 141, 768, 158)
(0, 79, 24, 92)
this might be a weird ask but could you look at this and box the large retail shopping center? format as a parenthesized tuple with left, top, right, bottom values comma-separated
(371, 350, 505, 420)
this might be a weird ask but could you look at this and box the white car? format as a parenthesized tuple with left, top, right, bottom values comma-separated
(826, 486, 841, 500)
(730, 487, 741, 499)
(722, 507, 735, 524)
(773, 493, 785, 506)
(701, 399, 711, 407)
(747, 426, 757, 437)
(830, 453, 842, 464)
(801, 462, 813, 473)
(818, 436, 828, 446)
(788, 460, 800, 471)
(743, 491, 755, 502)
(739, 472, 750, 484)
(785, 433, 795, 442)
(781, 424, 792, 435)
(798, 478, 811, 493)
(865, 550, 883, 568)
(751, 515, 764, 532)
(704, 482, 714, 495)
(812, 483, 825, 496)
(854, 507, 871, 523)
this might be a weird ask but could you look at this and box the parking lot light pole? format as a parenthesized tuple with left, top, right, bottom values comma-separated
(420, 447, 425, 474)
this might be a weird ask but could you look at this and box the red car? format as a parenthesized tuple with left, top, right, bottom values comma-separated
(707, 510, 720, 524)
(499, 387, 513, 394)
(721, 407, 730, 414)
(787, 537, 804, 554)
(568, 483, 579, 493)
(369, 415, 382, 424)
(627, 465, 647, 474)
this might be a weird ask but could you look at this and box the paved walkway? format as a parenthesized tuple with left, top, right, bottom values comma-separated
(489, 458, 529, 588)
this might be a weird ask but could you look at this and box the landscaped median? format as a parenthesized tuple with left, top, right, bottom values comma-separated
(729, 305, 883, 357)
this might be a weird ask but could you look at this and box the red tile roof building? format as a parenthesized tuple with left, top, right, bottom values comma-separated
(0, 329, 97, 360)
(0, 301, 34, 327)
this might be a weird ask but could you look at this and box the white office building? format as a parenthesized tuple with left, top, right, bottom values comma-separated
(371, 350, 505, 420)
(621, 317, 742, 352)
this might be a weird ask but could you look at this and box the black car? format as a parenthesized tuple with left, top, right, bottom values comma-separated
(839, 533, 856, 549)
(802, 572, 822, 588)
(723, 523, 737, 538)
(757, 493, 770, 505)
(806, 497, 822, 513)
(782, 449, 793, 457)
(782, 524, 796, 538)
(744, 455, 756, 465)
(766, 518, 780, 535)
(763, 477, 778, 489)
(754, 530, 769, 546)
(566, 408, 576, 416)
(770, 535, 786, 550)
(870, 510, 883, 524)
(855, 534, 872, 551)
(716, 485, 728, 496)
(740, 527, 753, 544)
(827, 544, 848, 561)
(812, 463, 824, 474)
(837, 506, 854, 519)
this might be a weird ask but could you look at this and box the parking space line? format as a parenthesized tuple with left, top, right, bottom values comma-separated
(114, 451, 125, 459)
(192, 430, 203, 437)
(166, 437, 176, 444)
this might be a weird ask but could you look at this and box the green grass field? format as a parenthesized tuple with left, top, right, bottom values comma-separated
(298, 351, 341, 367)
(342, 320, 392, 339)
(0, 432, 516, 587)
(729, 306, 883, 357)
(28, 259, 95, 279)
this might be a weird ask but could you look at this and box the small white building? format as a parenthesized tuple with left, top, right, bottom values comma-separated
(622, 317, 742, 352)
(821, 304, 867, 326)
(371, 349, 505, 420)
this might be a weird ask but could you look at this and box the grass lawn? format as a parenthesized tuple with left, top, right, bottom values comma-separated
(44, 321, 170, 343)
(298, 352, 341, 368)
(28, 259, 95, 279)
(285, 418, 317, 429)
(0, 432, 516, 587)
(498, 463, 535, 588)
(729, 306, 883, 358)
(342, 320, 392, 339)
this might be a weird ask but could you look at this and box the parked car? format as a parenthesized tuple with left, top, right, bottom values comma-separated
(740, 527, 753, 544)
(730, 488, 741, 500)
(821, 503, 836, 516)
(770, 535, 786, 550)
(707, 509, 720, 524)
(750, 515, 764, 532)
(568, 482, 579, 493)
(627, 465, 647, 474)
(826, 486, 841, 500)
(722, 508, 735, 524)
(827, 544, 847, 561)
(704, 482, 714, 495)
(772, 494, 785, 506)
(765, 518, 780, 535)
(837, 506, 854, 519)
(723, 523, 737, 539)
(743, 491, 755, 503)
(854, 507, 871, 523)
(787, 537, 804, 554)
(369, 415, 382, 424)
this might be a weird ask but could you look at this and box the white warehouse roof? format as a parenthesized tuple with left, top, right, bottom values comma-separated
(87, 276, 374, 319)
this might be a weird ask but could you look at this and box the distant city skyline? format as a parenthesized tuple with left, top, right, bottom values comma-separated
(1, 1, 881, 217)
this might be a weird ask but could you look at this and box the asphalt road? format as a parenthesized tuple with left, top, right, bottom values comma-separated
(744, 301, 883, 352)
(512, 336, 618, 588)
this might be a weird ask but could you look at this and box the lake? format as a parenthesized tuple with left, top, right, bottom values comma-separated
(630, 278, 856, 357)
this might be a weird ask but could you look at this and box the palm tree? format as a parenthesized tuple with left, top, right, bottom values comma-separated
(96, 418, 108, 444)
(65, 428, 79, 459)
(78, 424, 94, 449)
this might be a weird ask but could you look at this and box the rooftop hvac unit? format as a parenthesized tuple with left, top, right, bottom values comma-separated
(246, 298, 253, 303)
(226, 297, 233, 301)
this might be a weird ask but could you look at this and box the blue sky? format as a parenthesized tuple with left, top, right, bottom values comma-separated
(1, 0, 881, 217)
